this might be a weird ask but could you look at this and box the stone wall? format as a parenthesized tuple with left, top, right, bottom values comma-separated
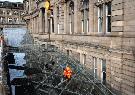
(24, 0, 135, 94)
(0, 1, 25, 28)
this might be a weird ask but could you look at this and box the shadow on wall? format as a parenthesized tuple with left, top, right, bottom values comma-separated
(132, 47, 135, 59)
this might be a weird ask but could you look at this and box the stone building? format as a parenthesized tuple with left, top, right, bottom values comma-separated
(0, 1, 25, 28)
(23, 0, 135, 95)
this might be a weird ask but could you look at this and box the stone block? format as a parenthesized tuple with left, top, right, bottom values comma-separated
(112, 0, 123, 5)
(112, 3, 123, 11)
(112, 26, 123, 32)
(112, 21, 124, 26)
(112, 15, 123, 22)
(112, 10, 123, 16)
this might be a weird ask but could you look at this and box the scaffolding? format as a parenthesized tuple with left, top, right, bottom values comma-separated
(19, 44, 114, 95)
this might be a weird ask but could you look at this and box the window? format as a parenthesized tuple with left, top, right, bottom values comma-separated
(106, 2, 111, 32)
(8, 18, 12, 23)
(3, 11, 5, 15)
(0, 17, 2, 23)
(50, 10, 54, 33)
(58, 24, 60, 34)
(97, 1, 112, 34)
(0, 3, 3, 6)
(0, 76, 2, 82)
(87, 19, 89, 33)
(0, 63, 2, 68)
(14, 18, 17, 23)
(69, 15, 72, 34)
(98, 0, 104, 2)
(13, 11, 19, 15)
(0, 10, 3, 14)
(100, 59, 106, 84)
(2, 17, 5, 23)
(69, 1, 74, 34)
(52, 18, 54, 33)
(16, 18, 19, 23)
(67, 50, 69, 56)
(13, 3, 17, 7)
(81, 0, 89, 33)
(41, 8, 45, 33)
(83, 54, 86, 65)
(57, 7, 60, 34)
(7, 10, 11, 15)
(81, 19, 84, 33)
(93, 57, 97, 78)
(98, 5, 103, 33)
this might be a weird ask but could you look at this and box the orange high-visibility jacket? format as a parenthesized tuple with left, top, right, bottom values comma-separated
(63, 66, 72, 79)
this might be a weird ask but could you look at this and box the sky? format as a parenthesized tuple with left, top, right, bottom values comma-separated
(0, 0, 23, 2)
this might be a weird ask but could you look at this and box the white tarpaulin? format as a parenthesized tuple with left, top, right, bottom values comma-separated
(3, 28, 27, 47)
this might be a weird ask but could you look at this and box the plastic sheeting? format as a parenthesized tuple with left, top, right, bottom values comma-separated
(3, 28, 27, 47)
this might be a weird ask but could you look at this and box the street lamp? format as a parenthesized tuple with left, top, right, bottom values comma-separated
(44, 0, 52, 51)
(44, 0, 51, 42)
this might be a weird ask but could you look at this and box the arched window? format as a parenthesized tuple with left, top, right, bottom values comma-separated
(8, 18, 12, 23)
(0, 10, 3, 14)
(69, 1, 74, 34)
(80, 0, 89, 33)
(13, 11, 18, 15)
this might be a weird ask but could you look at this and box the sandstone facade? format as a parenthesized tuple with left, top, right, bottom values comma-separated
(0, 1, 25, 28)
(23, 0, 135, 95)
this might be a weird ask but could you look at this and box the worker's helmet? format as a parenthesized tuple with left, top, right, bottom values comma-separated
(66, 66, 71, 70)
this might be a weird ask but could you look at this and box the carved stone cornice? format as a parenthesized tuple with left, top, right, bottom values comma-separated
(23, 9, 39, 20)
(31, 10, 40, 18)
(59, 0, 66, 4)
(23, 15, 31, 20)
(95, 0, 104, 6)
(36, 0, 45, 4)
(104, 0, 113, 4)
(95, 0, 112, 6)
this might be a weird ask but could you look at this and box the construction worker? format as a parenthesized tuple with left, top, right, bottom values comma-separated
(63, 65, 72, 79)
(0, 36, 3, 44)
